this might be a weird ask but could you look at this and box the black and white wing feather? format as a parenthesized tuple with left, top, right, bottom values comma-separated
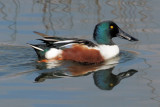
(34, 31, 97, 49)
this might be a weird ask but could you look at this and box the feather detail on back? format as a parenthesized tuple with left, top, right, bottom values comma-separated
(34, 32, 97, 48)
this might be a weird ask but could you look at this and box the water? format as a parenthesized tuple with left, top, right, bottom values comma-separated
(0, 0, 160, 107)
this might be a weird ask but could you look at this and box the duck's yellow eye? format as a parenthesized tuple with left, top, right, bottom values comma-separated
(110, 25, 114, 29)
(110, 83, 114, 87)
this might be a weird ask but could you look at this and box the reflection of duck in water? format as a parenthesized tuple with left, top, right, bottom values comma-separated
(35, 56, 138, 90)
(93, 69, 137, 90)
(28, 21, 138, 64)
(35, 56, 120, 81)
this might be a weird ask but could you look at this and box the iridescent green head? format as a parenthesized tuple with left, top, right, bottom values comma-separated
(93, 21, 138, 45)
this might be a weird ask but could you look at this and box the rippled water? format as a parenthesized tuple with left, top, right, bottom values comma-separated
(0, 0, 160, 107)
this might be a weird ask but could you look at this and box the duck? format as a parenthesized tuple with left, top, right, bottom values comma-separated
(28, 21, 138, 64)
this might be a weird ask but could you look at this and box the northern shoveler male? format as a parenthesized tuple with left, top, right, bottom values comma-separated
(28, 21, 138, 64)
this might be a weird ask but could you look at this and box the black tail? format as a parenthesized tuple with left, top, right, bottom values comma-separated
(27, 43, 46, 60)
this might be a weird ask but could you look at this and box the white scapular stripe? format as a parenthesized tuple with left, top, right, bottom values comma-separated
(59, 43, 75, 48)
(54, 40, 74, 44)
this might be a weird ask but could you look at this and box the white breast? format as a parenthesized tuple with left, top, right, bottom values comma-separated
(96, 45, 120, 60)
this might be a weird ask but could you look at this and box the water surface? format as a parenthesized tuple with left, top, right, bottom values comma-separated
(0, 0, 160, 107)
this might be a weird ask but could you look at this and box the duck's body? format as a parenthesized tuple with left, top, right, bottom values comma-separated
(43, 44, 119, 63)
(28, 21, 138, 64)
